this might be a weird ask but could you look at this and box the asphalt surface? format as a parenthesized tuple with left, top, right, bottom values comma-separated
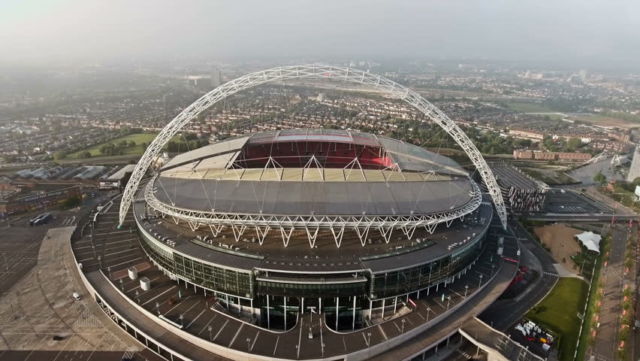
(0, 193, 162, 361)
(0, 349, 162, 361)
(479, 220, 559, 332)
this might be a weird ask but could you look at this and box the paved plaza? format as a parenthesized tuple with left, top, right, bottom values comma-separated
(0, 226, 141, 353)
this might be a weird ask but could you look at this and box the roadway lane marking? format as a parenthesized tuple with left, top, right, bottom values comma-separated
(107, 257, 144, 270)
(102, 248, 137, 258)
(165, 296, 192, 315)
(83, 350, 95, 361)
(186, 308, 207, 329)
(297, 318, 303, 358)
(228, 323, 244, 347)
(142, 286, 176, 306)
(181, 298, 203, 316)
(214, 320, 229, 341)
(404, 317, 414, 326)
(361, 332, 369, 346)
(250, 330, 259, 351)
(273, 336, 279, 355)
(126, 276, 163, 292)
(197, 314, 218, 336)
(93, 230, 131, 236)
(377, 324, 388, 340)
(393, 321, 401, 333)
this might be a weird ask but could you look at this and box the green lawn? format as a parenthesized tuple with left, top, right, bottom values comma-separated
(527, 278, 589, 361)
(504, 101, 557, 113)
(67, 133, 158, 159)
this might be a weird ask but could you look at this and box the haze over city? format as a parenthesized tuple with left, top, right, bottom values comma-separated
(1, 2, 640, 361)
(1, 0, 640, 70)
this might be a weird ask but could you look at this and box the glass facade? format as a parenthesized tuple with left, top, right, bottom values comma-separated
(255, 278, 367, 298)
(370, 237, 483, 299)
(138, 220, 485, 303)
(138, 229, 253, 298)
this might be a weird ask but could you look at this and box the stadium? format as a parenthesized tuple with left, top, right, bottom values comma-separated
(73, 65, 526, 361)
(136, 128, 491, 331)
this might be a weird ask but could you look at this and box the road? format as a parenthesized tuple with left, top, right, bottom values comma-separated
(479, 221, 559, 332)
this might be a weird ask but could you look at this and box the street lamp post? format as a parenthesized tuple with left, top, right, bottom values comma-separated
(478, 274, 483, 288)
(135, 290, 140, 304)
(401, 319, 406, 334)
(464, 284, 469, 298)
(426, 307, 431, 321)
(208, 325, 213, 341)
(155, 301, 160, 315)
(446, 295, 451, 310)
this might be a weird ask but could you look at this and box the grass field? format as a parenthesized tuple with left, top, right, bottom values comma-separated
(504, 101, 557, 113)
(527, 278, 588, 361)
(571, 113, 640, 129)
(67, 133, 158, 159)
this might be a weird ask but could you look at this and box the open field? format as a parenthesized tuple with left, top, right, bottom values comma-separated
(67, 133, 158, 159)
(534, 223, 582, 273)
(55, 154, 140, 166)
(503, 101, 558, 113)
(527, 278, 588, 361)
(570, 113, 640, 129)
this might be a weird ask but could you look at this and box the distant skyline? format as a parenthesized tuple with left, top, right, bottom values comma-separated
(1, 0, 639, 71)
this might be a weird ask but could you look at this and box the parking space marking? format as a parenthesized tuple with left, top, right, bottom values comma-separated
(142, 286, 176, 307)
(197, 314, 218, 336)
(185, 308, 206, 329)
(213, 320, 228, 341)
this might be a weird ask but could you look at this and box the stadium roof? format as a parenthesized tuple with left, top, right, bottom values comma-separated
(154, 130, 476, 217)
(161, 129, 468, 176)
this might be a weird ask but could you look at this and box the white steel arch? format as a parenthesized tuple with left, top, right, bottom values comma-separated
(119, 64, 507, 229)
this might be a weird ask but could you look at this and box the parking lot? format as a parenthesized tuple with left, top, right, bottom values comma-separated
(0, 210, 82, 296)
(542, 189, 612, 214)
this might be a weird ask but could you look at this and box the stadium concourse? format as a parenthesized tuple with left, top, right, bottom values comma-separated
(72, 196, 519, 361)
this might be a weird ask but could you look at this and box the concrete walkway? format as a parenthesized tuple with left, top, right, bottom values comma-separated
(553, 263, 583, 279)
(0, 226, 140, 352)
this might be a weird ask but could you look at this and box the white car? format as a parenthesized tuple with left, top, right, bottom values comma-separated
(72, 292, 81, 301)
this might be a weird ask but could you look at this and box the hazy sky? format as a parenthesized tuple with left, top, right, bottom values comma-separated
(1, 0, 639, 69)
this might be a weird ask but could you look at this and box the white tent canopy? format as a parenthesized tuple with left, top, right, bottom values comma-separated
(576, 231, 601, 253)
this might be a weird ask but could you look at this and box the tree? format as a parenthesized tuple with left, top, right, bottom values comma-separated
(62, 195, 82, 209)
(53, 151, 67, 160)
(81, 151, 92, 159)
(593, 171, 607, 186)
(566, 137, 582, 152)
